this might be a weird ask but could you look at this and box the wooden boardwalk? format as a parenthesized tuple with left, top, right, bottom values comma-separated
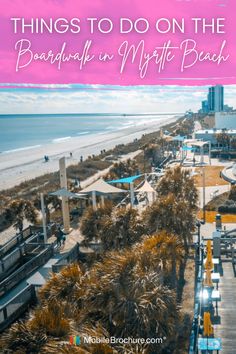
(214, 259, 236, 354)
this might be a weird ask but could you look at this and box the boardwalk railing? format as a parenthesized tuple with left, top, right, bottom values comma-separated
(0, 224, 57, 259)
(0, 247, 22, 280)
(0, 226, 33, 258)
(0, 239, 53, 282)
(0, 285, 36, 332)
(189, 247, 203, 354)
(0, 245, 54, 296)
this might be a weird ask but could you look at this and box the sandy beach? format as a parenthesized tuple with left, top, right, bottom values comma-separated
(0, 116, 178, 190)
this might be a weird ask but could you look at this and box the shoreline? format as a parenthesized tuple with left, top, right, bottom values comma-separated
(0, 116, 178, 190)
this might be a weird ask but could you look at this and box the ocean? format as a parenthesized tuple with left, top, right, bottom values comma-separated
(0, 113, 175, 153)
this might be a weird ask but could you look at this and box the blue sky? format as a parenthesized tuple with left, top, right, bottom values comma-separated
(0, 84, 235, 114)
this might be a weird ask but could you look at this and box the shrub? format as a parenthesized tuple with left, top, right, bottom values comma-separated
(218, 204, 236, 213)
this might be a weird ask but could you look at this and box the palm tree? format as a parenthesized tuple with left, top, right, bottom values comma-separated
(30, 301, 70, 338)
(80, 202, 113, 245)
(5, 199, 38, 232)
(39, 264, 83, 304)
(144, 193, 196, 253)
(100, 207, 145, 251)
(1, 232, 182, 354)
(72, 244, 179, 353)
(34, 194, 60, 224)
(137, 231, 184, 289)
(215, 132, 230, 150)
(156, 165, 198, 211)
(0, 321, 47, 353)
(106, 159, 139, 180)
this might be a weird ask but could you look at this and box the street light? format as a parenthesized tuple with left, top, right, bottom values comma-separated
(191, 167, 206, 223)
(202, 165, 206, 223)
(40, 193, 47, 244)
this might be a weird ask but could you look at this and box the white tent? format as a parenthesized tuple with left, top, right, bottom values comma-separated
(81, 178, 126, 194)
(80, 179, 126, 209)
(136, 180, 156, 193)
(135, 181, 157, 204)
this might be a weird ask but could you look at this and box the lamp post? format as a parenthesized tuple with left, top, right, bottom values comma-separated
(40, 193, 47, 244)
(202, 165, 206, 223)
(59, 157, 70, 233)
(191, 169, 206, 223)
(196, 220, 201, 257)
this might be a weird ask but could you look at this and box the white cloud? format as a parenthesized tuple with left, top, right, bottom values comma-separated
(0, 84, 235, 114)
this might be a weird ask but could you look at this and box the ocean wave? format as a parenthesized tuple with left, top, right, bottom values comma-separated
(52, 136, 72, 143)
(2, 145, 42, 154)
(77, 131, 90, 136)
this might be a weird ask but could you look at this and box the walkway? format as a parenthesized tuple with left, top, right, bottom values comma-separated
(222, 165, 236, 184)
(198, 185, 230, 209)
(214, 260, 236, 354)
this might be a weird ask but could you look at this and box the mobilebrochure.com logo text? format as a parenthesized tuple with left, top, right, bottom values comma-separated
(69, 335, 166, 346)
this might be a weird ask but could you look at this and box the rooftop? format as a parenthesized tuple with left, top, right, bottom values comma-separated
(195, 129, 236, 135)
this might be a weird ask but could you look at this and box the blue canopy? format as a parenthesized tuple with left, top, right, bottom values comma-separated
(108, 174, 143, 184)
(182, 145, 193, 151)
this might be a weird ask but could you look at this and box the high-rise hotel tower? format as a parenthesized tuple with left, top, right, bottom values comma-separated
(208, 85, 224, 112)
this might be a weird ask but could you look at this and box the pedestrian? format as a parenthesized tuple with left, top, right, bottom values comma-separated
(56, 229, 61, 247)
(134, 195, 139, 206)
(55, 226, 64, 247)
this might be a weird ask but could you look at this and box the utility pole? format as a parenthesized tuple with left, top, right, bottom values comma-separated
(202, 166, 206, 223)
(59, 157, 70, 233)
(40, 193, 47, 244)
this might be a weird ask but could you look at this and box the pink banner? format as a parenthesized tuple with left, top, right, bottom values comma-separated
(0, 0, 235, 85)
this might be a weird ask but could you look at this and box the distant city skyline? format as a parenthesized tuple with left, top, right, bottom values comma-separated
(0, 84, 235, 115)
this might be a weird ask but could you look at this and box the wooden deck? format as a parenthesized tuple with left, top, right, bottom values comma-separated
(214, 259, 236, 354)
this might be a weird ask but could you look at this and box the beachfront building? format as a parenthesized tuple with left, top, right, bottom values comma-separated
(194, 129, 236, 147)
(208, 85, 224, 112)
(201, 100, 209, 114)
(215, 112, 236, 130)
